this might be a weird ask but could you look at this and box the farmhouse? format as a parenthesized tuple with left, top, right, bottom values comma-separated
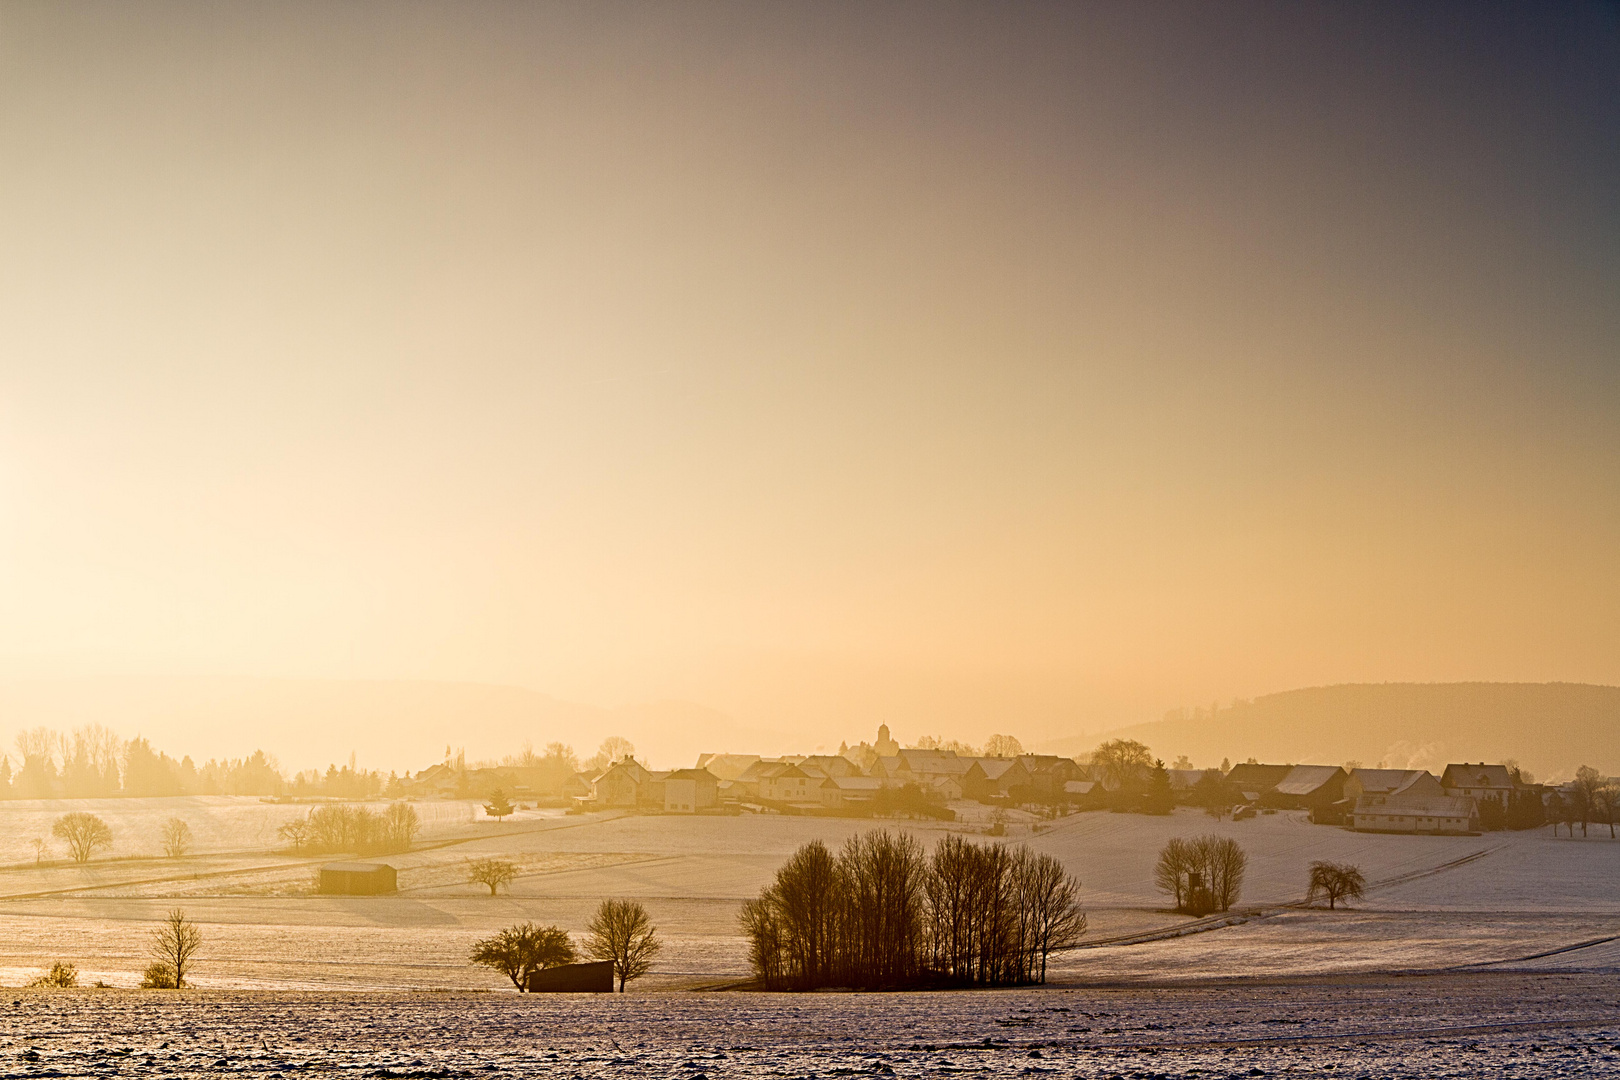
(318, 862, 397, 895)
(658, 768, 719, 813)
(1344, 768, 1443, 801)
(1223, 763, 1294, 802)
(589, 758, 652, 807)
(1441, 763, 1516, 806)
(961, 758, 1032, 801)
(759, 763, 821, 804)
(820, 775, 883, 809)
(1352, 794, 1477, 834)
(1268, 765, 1347, 811)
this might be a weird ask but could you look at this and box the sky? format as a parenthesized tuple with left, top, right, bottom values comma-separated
(0, 2, 1617, 766)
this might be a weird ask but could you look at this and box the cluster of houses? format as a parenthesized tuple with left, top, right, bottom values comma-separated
(1202, 761, 1519, 834)
(581, 737, 1092, 817)
(397, 728, 1547, 836)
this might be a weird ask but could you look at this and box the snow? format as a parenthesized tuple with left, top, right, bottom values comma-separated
(0, 799, 1617, 993)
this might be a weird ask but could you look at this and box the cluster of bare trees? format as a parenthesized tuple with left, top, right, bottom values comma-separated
(276, 802, 420, 854)
(1548, 766, 1620, 838)
(1153, 835, 1247, 915)
(469, 899, 661, 992)
(739, 829, 1086, 990)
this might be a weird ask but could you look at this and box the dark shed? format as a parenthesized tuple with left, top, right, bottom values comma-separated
(318, 862, 398, 895)
(524, 960, 614, 993)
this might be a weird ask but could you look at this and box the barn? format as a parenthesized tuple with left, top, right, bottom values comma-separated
(318, 862, 398, 895)
(525, 960, 615, 992)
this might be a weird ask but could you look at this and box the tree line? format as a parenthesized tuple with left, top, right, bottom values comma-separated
(739, 829, 1086, 990)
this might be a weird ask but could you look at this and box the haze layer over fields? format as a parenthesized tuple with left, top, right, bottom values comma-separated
(2, 3, 1618, 755)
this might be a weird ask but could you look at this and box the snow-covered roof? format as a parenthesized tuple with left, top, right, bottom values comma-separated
(973, 759, 1022, 780)
(1274, 765, 1344, 795)
(1353, 794, 1475, 817)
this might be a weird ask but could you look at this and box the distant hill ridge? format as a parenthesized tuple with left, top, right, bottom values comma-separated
(1047, 682, 1620, 781)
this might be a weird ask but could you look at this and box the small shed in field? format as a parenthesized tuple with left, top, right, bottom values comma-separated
(525, 960, 614, 993)
(318, 862, 398, 895)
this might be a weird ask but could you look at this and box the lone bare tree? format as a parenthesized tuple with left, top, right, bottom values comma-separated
(52, 812, 113, 863)
(585, 898, 663, 991)
(468, 857, 519, 896)
(1306, 861, 1367, 910)
(162, 818, 193, 858)
(383, 802, 421, 850)
(469, 923, 576, 990)
(150, 908, 202, 988)
(1092, 739, 1153, 788)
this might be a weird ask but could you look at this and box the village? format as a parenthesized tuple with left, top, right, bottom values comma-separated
(398, 725, 1600, 838)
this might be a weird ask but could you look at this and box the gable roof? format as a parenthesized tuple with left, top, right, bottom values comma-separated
(972, 758, 1023, 781)
(694, 754, 761, 780)
(1353, 794, 1476, 817)
(897, 749, 973, 775)
(1350, 769, 1440, 796)
(1274, 765, 1346, 796)
(1441, 763, 1515, 791)
(1224, 763, 1294, 791)
(823, 776, 883, 791)
(663, 768, 718, 782)
(799, 755, 859, 776)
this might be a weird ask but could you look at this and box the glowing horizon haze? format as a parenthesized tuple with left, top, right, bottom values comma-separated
(1, 2, 1616, 757)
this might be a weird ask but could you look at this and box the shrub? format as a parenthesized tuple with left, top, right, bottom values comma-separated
(27, 962, 78, 988)
(139, 962, 177, 989)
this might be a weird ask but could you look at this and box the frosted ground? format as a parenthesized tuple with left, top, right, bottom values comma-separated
(5, 800, 1620, 1077)
(1, 797, 1616, 991)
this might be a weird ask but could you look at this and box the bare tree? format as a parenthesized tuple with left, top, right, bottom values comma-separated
(1306, 861, 1367, 909)
(585, 736, 636, 775)
(585, 898, 663, 991)
(468, 857, 519, 896)
(1154, 837, 1194, 911)
(30, 838, 48, 864)
(1091, 739, 1153, 790)
(1156, 835, 1247, 915)
(52, 812, 113, 863)
(469, 923, 575, 990)
(1197, 835, 1247, 912)
(151, 909, 202, 988)
(1573, 766, 1605, 838)
(1595, 782, 1619, 840)
(162, 818, 193, 859)
(1016, 850, 1087, 982)
(383, 802, 421, 850)
(982, 734, 1024, 759)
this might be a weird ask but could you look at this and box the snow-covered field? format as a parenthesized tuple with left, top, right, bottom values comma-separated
(1, 799, 1617, 993)
(5, 973, 1619, 1078)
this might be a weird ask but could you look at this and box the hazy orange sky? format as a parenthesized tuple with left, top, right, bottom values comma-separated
(1, 2, 1617, 758)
